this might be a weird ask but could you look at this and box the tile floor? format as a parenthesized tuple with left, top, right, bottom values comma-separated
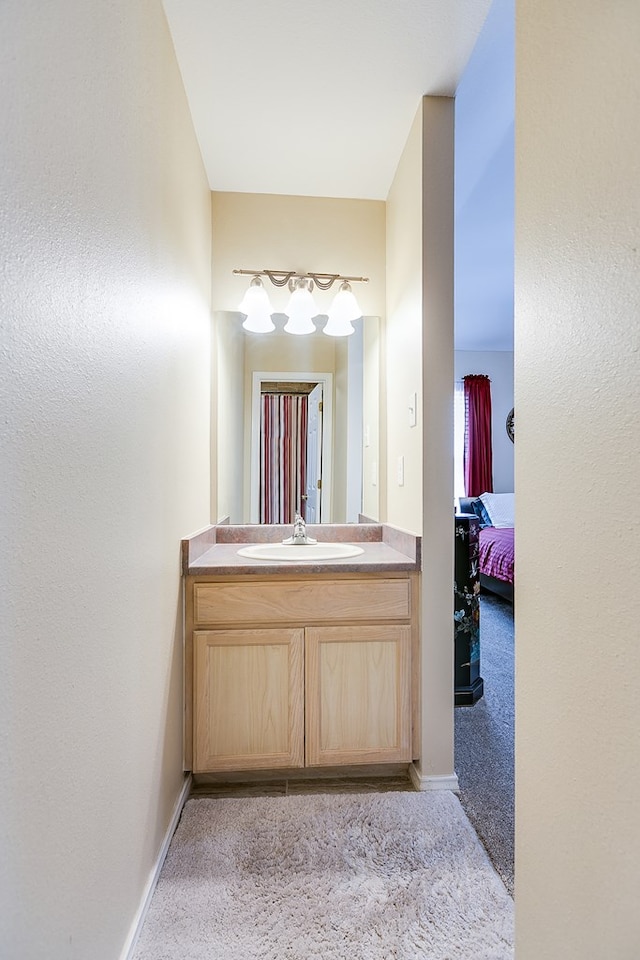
(190, 773, 415, 799)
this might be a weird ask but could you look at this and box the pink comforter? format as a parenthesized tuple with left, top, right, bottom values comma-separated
(479, 527, 514, 584)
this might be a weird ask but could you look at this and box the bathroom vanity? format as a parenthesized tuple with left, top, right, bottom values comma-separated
(181, 522, 421, 776)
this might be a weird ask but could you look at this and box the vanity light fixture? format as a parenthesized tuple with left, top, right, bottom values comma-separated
(234, 268, 368, 337)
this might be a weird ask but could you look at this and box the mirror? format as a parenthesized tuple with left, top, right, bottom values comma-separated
(215, 312, 380, 524)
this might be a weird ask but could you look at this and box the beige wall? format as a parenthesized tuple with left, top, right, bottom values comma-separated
(211, 192, 386, 523)
(362, 317, 382, 520)
(385, 108, 424, 534)
(386, 98, 455, 785)
(0, 2, 211, 958)
(515, 2, 640, 955)
(420, 98, 456, 783)
(211, 192, 386, 315)
(215, 312, 245, 522)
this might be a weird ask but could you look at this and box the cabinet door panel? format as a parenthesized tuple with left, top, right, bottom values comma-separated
(305, 625, 411, 766)
(194, 628, 304, 772)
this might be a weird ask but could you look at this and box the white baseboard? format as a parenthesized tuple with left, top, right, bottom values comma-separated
(409, 764, 460, 793)
(120, 773, 192, 960)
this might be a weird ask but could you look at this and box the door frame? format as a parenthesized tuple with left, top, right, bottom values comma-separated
(250, 371, 333, 524)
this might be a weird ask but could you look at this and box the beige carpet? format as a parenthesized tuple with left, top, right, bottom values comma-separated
(133, 792, 514, 960)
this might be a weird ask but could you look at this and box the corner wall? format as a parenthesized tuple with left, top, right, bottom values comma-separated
(420, 97, 456, 782)
(0, 2, 211, 957)
(516, 1, 640, 955)
(386, 97, 456, 784)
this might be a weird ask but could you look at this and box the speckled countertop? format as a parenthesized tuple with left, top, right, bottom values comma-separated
(182, 522, 421, 576)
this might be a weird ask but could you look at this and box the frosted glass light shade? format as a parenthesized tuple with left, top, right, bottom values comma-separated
(283, 281, 318, 336)
(238, 277, 274, 314)
(242, 308, 276, 333)
(238, 277, 275, 333)
(323, 282, 362, 337)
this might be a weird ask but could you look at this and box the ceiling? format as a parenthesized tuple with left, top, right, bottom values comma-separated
(162, 0, 514, 351)
(162, 0, 493, 200)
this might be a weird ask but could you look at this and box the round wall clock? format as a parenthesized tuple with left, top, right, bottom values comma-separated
(506, 408, 514, 443)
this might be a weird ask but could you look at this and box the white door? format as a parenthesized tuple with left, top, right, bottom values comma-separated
(304, 383, 323, 522)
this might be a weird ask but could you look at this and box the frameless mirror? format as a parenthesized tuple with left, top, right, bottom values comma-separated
(215, 312, 379, 524)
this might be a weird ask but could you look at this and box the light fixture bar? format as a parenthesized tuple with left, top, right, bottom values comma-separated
(233, 268, 369, 289)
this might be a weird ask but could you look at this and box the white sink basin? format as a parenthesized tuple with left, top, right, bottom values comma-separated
(237, 542, 365, 562)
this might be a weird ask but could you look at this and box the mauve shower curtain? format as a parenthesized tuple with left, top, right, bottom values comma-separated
(463, 374, 493, 497)
(260, 393, 308, 524)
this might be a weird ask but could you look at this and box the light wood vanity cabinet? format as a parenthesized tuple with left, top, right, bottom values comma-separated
(185, 573, 417, 775)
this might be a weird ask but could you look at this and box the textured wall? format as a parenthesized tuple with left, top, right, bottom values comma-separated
(515, 1, 640, 956)
(0, 2, 211, 958)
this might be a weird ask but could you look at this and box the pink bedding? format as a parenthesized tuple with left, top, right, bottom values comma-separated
(479, 526, 514, 584)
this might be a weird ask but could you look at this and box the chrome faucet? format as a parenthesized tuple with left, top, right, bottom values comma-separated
(283, 512, 317, 545)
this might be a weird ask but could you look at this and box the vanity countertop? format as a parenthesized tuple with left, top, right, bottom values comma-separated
(182, 522, 421, 576)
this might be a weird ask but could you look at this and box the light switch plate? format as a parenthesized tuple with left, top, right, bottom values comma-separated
(397, 455, 404, 486)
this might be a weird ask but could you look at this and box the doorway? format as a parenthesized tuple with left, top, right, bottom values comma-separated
(250, 371, 333, 523)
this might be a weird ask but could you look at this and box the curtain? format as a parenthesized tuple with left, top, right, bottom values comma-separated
(260, 393, 308, 524)
(463, 374, 493, 497)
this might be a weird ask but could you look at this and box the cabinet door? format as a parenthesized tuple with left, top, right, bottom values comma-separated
(194, 628, 304, 773)
(305, 625, 411, 766)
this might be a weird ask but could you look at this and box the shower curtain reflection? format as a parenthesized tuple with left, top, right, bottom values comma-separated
(260, 393, 308, 524)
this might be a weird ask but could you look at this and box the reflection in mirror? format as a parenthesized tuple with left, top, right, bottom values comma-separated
(250, 374, 332, 524)
(215, 312, 380, 524)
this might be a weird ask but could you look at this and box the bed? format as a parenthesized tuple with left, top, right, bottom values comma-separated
(459, 494, 514, 603)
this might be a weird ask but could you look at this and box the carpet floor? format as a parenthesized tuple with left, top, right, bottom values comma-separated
(133, 791, 513, 960)
(455, 594, 515, 895)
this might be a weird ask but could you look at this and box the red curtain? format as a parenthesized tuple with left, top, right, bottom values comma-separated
(260, 393, 308, 524)
(463, 375, 493, 497)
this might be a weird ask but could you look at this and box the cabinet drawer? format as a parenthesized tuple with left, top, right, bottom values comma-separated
(193, 578, 411, 626)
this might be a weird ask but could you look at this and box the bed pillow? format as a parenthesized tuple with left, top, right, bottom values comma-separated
(471, 499, 493, 528)
(479, 492, 514, 528)
(458, 497, 492, 527)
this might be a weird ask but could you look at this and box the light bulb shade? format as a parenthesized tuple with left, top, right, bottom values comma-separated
(323, 315, 355, 337)
(238, 277, 274, 316)
(242, 308, 275, 333)
(323, 281, 361, 337)
(283, 281, 318, 336)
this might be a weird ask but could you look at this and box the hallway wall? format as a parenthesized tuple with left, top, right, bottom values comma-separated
(0, 2, 212, 958)
(515, 1, 640, 955)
